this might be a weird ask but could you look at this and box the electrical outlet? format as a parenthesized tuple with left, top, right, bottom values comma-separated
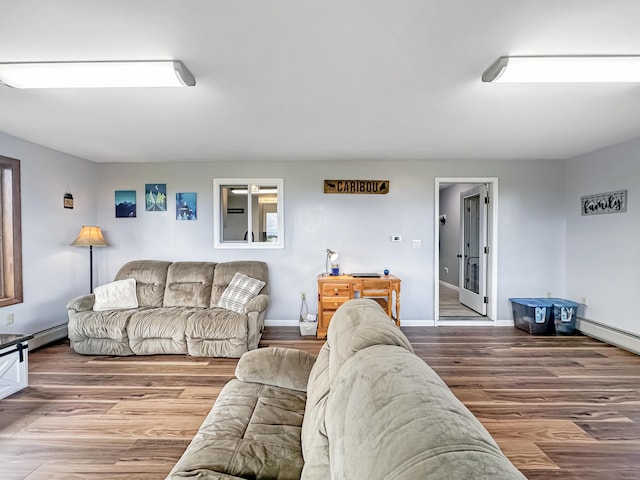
(391, 235, 402, 242)
(412, 239, 421, 248)
(581, 296, 588, 306)
(444, 266, 449, 274)
(301, 292, 306, 301)
(6, 313, 14, 325)
(545, 292, 551, 298)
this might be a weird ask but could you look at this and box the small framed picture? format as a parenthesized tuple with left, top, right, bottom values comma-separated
(115, 190, 136, 218)
(176, 192, 197, 221)
(145, 183, 167, 211)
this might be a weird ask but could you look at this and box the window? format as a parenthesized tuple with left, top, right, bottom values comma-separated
(0, 156, 23, 307)
(214, 178, 284, 249)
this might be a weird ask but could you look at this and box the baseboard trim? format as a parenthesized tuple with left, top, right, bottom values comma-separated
(401, 320, 435, 327)
(439, 280, 459, 291)
(265, 319, 299, 327)
(265, 319, 516, 328)
(577, 318, 640, 355)
(30, 323, 68, 351)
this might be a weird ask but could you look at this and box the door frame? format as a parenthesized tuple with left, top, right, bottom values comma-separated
(434, 177, 498, 324)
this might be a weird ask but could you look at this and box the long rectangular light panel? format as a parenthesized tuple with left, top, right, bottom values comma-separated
(482, 56, 640, 83)
(0, 60, 195, 88)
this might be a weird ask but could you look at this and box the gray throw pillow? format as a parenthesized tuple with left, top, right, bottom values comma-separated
(217, 272, 265, 313)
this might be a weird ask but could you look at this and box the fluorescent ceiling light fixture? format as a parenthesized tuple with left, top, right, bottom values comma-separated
(482, 56, 640, 83)
(0, 60, 195, 88)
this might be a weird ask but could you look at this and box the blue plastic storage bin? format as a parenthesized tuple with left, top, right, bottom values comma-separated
(548, 298, 580, 335)
(509, 298, 553, 334)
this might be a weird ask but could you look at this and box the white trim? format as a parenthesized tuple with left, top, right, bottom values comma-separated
(577, 318, 640, 355)
(263, 319, 515, 328)
(400, 320, 435, 327)
(434, 177, 499, 325)
(495, 319, 515, 327)
(439, 280, 459, 291)
(30, 323, 68, 350)
(213, 178, 284, 249)
(436, 319, 495, 327)
(264, 319, 299, 327)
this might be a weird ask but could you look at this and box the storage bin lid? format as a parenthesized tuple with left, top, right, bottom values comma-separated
(509, 298, 553, 307)
(547, 298, 580, 307)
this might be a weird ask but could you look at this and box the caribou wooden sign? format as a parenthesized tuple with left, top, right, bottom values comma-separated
(324, 180, 390, 194)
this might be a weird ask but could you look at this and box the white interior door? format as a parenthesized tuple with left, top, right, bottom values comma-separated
(459, 185, 488, 315)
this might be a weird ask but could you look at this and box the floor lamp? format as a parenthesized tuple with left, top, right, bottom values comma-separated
(71, 226, 108, 293)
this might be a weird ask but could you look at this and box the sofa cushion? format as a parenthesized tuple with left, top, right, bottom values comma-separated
(166, 379, 306, 480)
(211, 261, 269, 307)
(186, 308, 249, 357)
(326, 298, 414, 382)
(93, 278, 138, 311)
(235, 347, 317, 393)
(115, 260, 171, 307)
(326, 344, 526, 480)
(67, 309, 137, 355)
(217, 273, 265, 313)
(163, 261, 216, 308)
(300, 343, 331, 480)
(127, 307, 199, 355)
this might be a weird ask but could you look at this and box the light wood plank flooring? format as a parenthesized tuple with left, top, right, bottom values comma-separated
(1, 327, 640, 479)
(439, 282, 482, 317)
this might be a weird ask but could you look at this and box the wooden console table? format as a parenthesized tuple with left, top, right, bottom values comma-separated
(317, 274, 401, 338)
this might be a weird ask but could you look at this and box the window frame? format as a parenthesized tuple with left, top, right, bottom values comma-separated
(213, 178, 284, 249)
(0, 155, 23, 307)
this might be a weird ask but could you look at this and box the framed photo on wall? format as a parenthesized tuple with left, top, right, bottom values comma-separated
(115, 190, 136, 218)
(176, 192, 197, 220)
(145, 183, 167, 211)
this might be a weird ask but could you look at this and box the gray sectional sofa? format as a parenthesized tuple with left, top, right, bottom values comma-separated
(166, 298, 525, 479)
(67, 260, 269, 357)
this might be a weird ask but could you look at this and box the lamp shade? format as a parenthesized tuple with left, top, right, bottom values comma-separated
(70, 226, 108, 247)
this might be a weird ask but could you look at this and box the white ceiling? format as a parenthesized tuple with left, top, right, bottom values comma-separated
(2, 0, 640, 163)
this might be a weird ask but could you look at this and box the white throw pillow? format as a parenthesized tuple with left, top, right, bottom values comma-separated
(93, 278, 139, 311)
(217, 273, 265, 313)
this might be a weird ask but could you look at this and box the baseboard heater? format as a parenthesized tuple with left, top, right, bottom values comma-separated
(29, 323, 68, 351)
(578, 317, 640, 355)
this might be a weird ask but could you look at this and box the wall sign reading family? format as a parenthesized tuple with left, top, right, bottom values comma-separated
(581, 189, 627, 216)
(324, 180, 389, 194)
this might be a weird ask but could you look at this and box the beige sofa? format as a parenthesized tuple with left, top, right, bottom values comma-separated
(67, 260, 269, 357)
(166, 298, 525, 479)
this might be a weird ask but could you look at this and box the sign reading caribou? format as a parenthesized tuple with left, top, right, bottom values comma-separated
(324, 180, 390, 194)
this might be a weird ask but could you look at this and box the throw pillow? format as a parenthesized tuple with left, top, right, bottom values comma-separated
(217, 272, 265, 313)
(93, 278, 139, 311)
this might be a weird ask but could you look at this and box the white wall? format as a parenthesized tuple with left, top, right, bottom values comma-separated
(0, 132, 97, 334)
(565, 140, 640, 336)
(94, 159, 566, 323)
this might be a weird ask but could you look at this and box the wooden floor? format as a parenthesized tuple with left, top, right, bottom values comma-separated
(1, 327, 640, 479)
(439, 282, 482, 317)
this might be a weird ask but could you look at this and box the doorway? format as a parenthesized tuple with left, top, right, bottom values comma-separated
(434, 178, 498, 325)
